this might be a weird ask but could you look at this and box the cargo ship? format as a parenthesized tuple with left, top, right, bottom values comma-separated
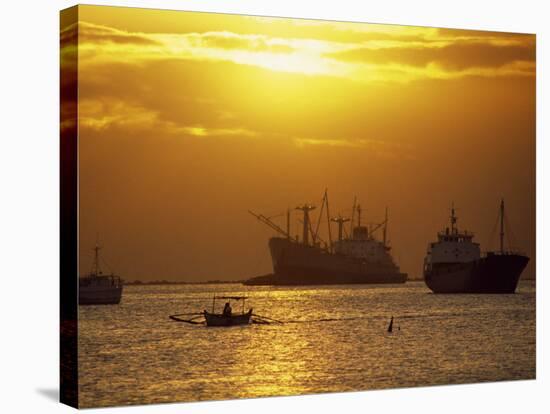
(423, 200, 529, 293)
(245, 190, 407, 285)
(79, 242, 123, 305)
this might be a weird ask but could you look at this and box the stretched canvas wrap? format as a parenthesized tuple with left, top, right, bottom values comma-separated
(60, 5, 536, 409)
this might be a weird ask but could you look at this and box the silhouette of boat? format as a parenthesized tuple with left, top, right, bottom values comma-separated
(423, 200, 529, 293)
(79, 242, 123, 305)
(203, 296, 252, 326)
(246, 190, 406, 285)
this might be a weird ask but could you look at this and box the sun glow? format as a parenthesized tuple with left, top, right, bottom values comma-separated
(69, 17, 534, 86)
(68, 5, 535, 289)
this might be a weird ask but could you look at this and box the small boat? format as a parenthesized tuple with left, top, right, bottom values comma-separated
(423, 200, 529, 293)
(203, 296, 252, 327)
(79, 242, 123, 305)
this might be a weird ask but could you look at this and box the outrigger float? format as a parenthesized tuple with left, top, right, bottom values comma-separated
(169, 296, 281, 327)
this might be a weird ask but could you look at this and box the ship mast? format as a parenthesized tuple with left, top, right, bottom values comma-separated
(314, 190, 329, 245)
(350, 196, 357, 234)
(383, 207, 388, 247)
(500, 199, 505, 254)
(325, 191, 333, 251)
(296, 204, 316, 246)
(331, 215, 350, 242)
(92, 241, 102, 276)
(450, 203, 457, 234)
(286, 208, 291, 241)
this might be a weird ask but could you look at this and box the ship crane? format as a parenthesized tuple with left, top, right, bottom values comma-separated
(246, 190, 408, 286)
(248, 210, 297, 242)
(368, 218, 388, 240)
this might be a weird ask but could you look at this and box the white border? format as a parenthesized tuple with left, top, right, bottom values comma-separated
(0, 1, 547, 413)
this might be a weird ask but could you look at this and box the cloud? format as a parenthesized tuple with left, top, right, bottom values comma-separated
(180, 126, 258, 138)
(69, 18, 535, 158)
(79, 22, 162, 46)
(329, 40, 535, 72)
(79, 99, 158, 130)
(186, 31, 294, 54)
(77, 95, 414, 161)
(78, 98, 259, 141)
(293, 137, 415, 160)
(68, 21, 535, 84)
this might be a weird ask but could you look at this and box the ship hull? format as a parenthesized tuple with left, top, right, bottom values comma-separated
(79, 286, 123, 305)
(246, 237, 407, 285)
(424, 253, 529, 294)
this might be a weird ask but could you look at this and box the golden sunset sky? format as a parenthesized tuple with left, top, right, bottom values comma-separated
(62, 5, 536, 281)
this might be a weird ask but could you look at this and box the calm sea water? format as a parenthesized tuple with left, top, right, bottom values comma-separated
(78, 281, 536, 408)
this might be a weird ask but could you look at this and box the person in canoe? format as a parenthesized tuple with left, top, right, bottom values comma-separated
(222, 302, 232, 317)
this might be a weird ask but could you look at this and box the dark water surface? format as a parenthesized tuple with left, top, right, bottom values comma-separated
(78, 281, 536, 407)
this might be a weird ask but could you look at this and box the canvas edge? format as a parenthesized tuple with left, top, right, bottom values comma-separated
(60, 4, 79, 409)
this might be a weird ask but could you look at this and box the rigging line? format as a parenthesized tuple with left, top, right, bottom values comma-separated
(486, 208, 500, 251)
(504, 213, 518, 251)
(308, 219, 315, 242)
(314, 192, 326, 242)
(100, 254, 114, 274)
(267, 212, 285, 220)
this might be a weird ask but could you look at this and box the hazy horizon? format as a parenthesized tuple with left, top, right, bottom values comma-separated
(64, 6, 536, 282)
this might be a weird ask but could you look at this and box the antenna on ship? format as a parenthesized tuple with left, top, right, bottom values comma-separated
(500, 199, 505, 254)
(450, 203, 457, 234)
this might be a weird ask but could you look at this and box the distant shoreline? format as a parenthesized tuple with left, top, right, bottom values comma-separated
(123, 276, 534, 286)
(124, 279, 244, 286)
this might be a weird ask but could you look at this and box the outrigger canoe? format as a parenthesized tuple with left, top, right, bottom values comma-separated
(204, 296, 252, 327)
(203, 309, 252, 326)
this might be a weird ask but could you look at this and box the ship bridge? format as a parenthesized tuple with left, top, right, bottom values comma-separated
(426, 205, 480, 265)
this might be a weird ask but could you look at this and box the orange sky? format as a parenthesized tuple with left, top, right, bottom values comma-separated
(62, 5, 536, 281)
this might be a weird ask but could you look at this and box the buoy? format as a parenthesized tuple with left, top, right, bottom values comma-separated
(387, 316, 394, 333)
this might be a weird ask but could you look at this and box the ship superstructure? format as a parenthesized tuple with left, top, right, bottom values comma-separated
(423, 200, 529, 293)
(246, 190, 407, 285)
